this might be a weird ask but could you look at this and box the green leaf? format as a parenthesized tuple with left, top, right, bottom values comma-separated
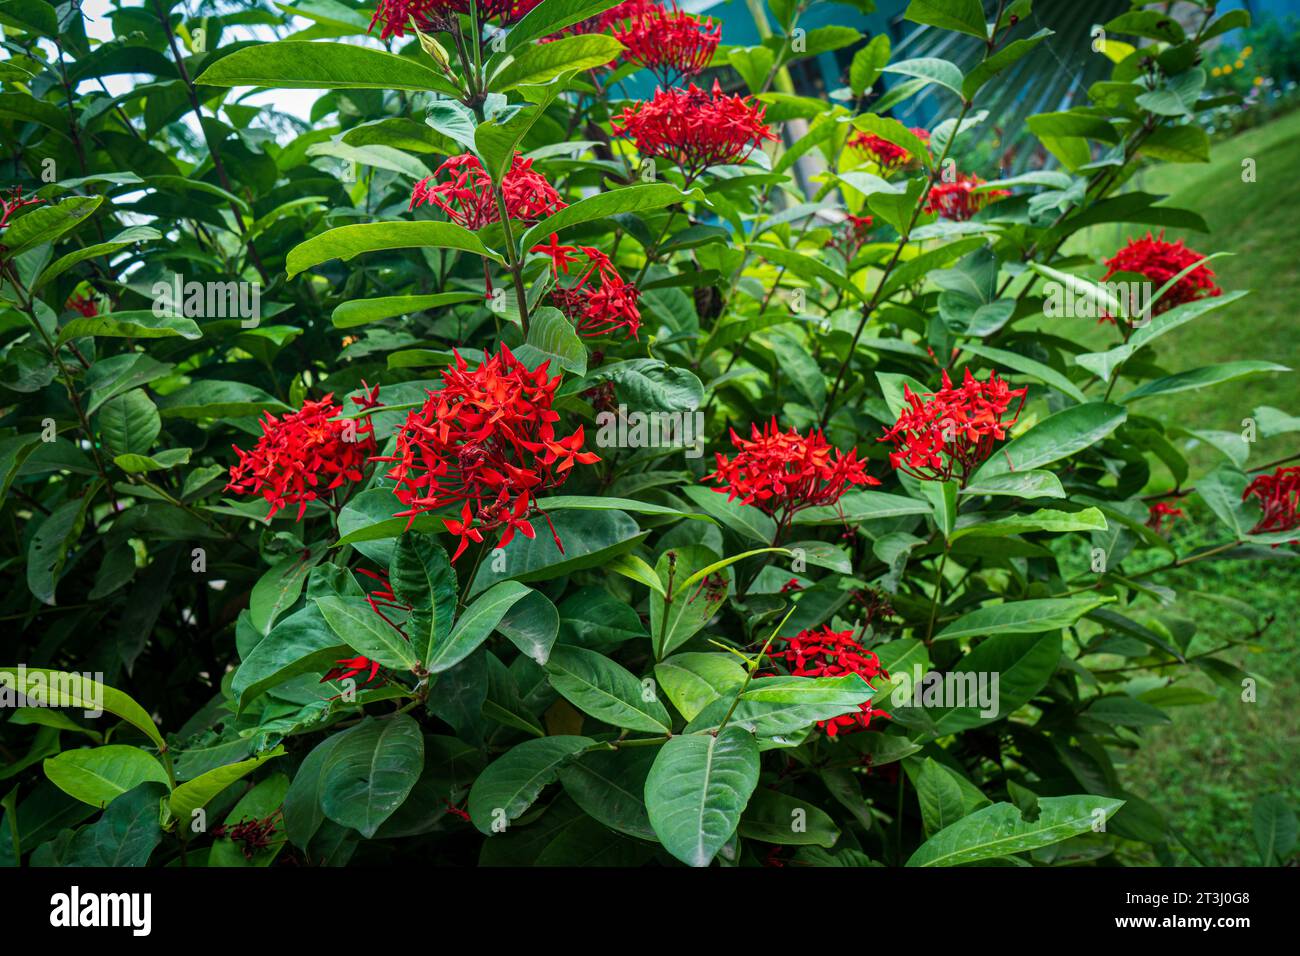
(231, 605, 348, 713)
(388, 533, 457, 667)
(495, 588, 560, 665)
(852, 115, 935, 172)
(332, 292, 481, 328)
(1140, 125, 1210, 164)
(27, 497, 90, 605)
(470, 509, 647, 595)
(907, 795, 1124, 866)
(281, 733, 341, 850)
(1121, 362, 1289, 403)
(287, 221, 502, 278)
(904, 0, 987, 39)
(467, 735, 593, 834)
(320, 715, 424, 839)
(44, 746, 170, 808)
(849, 34, 890, 97)
(520, 183, 689, 253)
(63, 782, 166, 867)
(505, 0, 624, 52)
(168, 747, 286, 824)
(882, 57, 965, 99)
(545, 644, 671, 733)
(680, 484, 777, 545)
(194, 40, 460, 95)
(655, 653, 747, 722)
(488, 34, 621, 92)
(916, 758, 969, 836)
(748, 242, 869, 305)
(558, 746, 656, 841)
(0, 196, 102, 258)
(960, 471, 1065, 499)
(1253, 794, 1297, 866)
(963, 29, 1052, 100)
(739, 788, 840, 847)
(514, 305, 587, 375)
(935, 597, 1112, 641)
(973, 402, 1127, 479)
(315, 595, 419, 670)
(426, 580, 530, 673)
(693, 675, 876, 737)
(950, 506, 1108, 540)
(645, 727, 760, 867)
(98, 388, 160, 458)
(250, 545, 323, 636)
(0, 669, 165, 750)
(156, 380, 290, 420)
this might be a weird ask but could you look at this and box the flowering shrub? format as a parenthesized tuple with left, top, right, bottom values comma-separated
(1, 0, 1295, 874)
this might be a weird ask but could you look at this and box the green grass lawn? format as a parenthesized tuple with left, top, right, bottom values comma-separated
(1052, 112, 1300, 865)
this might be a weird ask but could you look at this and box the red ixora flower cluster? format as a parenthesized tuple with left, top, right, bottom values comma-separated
(1146, 501, 1185, 533)
(847, 127, 930, 176)
(376, 345, 599, 560)
(827, 213, 874, 262)
(924, 172, 1009, 222)
(766, 626, 889, 737)
(532, 234, 641, 339)
(707, 420, 878, 523)
(369, 0, 539, 40)
(1101, 231, 1222, 316)
(613, 5, 721, 87)
(210, 810, 283, 860)
(0, 186, 41, 235)
(879, 369, 1027, 484)
(613, 81, 777, 183)
(66, 293, 98, 317)
(1242, 466, 1300, 537)
(410, 153, 564, 231)
(226, 386, 380, 520)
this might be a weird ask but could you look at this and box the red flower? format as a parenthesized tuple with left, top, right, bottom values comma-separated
(1242, 466, 1300, 537)
(765, 625, 889, 737)
(1102, 231, 1221, 315)
(532, 234, 642, 339)
(410, 153, 565, 231)
(613, 5, 721, 87)
(924, 172, 1009, 221)
(613, 81, 778, 183)
(226, 386, 380, 520)
(66, 293, 98, 317)
(827, 213, 874, 262)
(0, 186, 41, 233)
(1146, 501, 1185, 533)
(879, 369, 1027, 484)
(322, 655, 383, 685)
(374, 345, 599, 560)
(706, 419, 878, 523)
(369, 0, 539, 39)
(847, 127, 929, 176)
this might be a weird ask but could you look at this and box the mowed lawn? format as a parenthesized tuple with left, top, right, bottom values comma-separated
(1051, 110, 1300, 865)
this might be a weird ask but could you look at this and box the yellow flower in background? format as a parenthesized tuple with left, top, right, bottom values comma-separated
(1235, 59, 1246, 69)
(1242, 45, 1253, 56)
(1255, 76, 1264, 86)
(1223, 64, 1234, 74)
(1212, 66, 1222, 76)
